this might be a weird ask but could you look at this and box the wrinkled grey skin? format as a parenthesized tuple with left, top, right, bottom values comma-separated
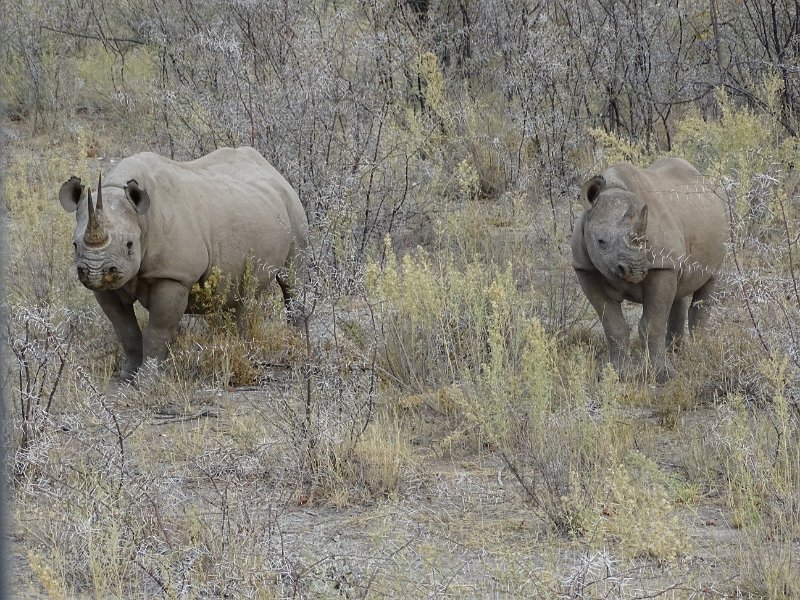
(59, 147, 309, 381)
(571, 157, 728, 381)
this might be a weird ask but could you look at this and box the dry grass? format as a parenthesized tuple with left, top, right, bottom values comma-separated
(4, 46, 800, 600)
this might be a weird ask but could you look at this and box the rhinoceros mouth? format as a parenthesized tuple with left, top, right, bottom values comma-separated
(622, 270, 647, 284)
(77, 269, 125, 291)
(78, 278, 109, 292)
(612, 262, 648, 284)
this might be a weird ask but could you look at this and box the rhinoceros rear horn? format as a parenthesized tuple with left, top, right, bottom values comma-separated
(634, 204, 648, 238)
(58, 176, 84, 213)
(124, 179, 151, 214)
(96, 173, 104, 212)
(580, 176, 605, 210)
(83, 185, 109, 246)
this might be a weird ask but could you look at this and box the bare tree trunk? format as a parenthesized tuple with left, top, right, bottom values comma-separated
(710, 0, 729, 76)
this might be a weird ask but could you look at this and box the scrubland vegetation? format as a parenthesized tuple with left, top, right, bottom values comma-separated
(3, 0, 800, 597)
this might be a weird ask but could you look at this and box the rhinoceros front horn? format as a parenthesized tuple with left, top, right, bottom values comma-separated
(83, 174, 109, 246)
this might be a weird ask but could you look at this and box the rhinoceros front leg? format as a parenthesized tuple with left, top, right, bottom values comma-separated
(142, 280, 190, 366)
(94, 291, 143, 381)
(639, 270, 678, 381)
(575, 270, 630, 375)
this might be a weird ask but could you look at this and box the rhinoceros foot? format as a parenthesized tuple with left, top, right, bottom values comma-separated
(119, 359, 162, 392)
(119, 358, 143, 383)
(656, 363, 677, 384)
(645, 358, 676, 384)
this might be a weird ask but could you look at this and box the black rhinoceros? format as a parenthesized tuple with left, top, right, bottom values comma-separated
(59, 146, 309, 381)
(571, 157, 728, 380)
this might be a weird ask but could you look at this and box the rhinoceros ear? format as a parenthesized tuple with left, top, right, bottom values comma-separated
(580, 176, 605, 210)
(124, 179, 151, 214)
(58, 176, 84, 213)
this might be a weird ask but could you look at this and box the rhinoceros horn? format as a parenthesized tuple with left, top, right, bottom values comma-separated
(634, 204, 648, 239)
(83, 174, 109, 246)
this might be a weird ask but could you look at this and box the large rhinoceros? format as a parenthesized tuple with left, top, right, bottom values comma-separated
(59, 146, 309, 381)
(571, 157, 728, 380)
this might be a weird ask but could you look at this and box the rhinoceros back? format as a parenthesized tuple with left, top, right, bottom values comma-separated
(608, 158, 727, 292)
(104, 147, 308, 288)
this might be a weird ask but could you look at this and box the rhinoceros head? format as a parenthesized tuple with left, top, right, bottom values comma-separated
(580, 175, 648, 284)
(58, 175, 151, 291)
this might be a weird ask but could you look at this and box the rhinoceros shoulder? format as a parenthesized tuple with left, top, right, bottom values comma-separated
(602, 158, 704, 197)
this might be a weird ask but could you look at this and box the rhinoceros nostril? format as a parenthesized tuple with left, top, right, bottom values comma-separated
(616, 265, 628, 279)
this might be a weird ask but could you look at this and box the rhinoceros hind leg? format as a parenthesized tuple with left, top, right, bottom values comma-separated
(276, 273, 305, 327)
(689, 277, 717, 333)
(667, 296, 690, 350)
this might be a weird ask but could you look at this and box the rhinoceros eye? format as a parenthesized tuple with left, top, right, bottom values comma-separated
(598, 239, 608, 251)
(72, 241, 77, 252)
(126, 240, 134, 256)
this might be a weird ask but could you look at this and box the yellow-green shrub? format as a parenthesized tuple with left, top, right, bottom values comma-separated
(687, 355, 799, 533)
(367, 237, 642, 534)
(675, 80, 799, 232)
(598, 462, 690, 562)
(5, 144, 91, 307)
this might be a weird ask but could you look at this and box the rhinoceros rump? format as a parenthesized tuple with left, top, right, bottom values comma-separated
(59, 147, 309, 381)
(571, 157, 728, 380)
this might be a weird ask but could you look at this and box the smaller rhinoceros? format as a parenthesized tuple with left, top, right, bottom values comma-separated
(571, 157, 728, 380)
(59, 147, 309, 381)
